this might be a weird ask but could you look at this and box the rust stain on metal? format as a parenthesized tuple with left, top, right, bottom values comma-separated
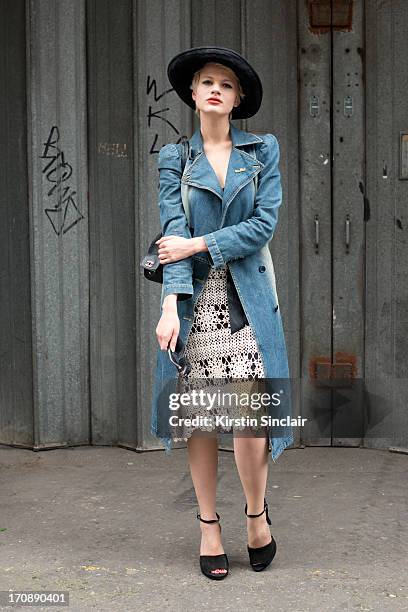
(309, 355, 331, 379)
(308, 0, 354, 34)
(309, 352, 357, 380)
(334, 351, 357, 378)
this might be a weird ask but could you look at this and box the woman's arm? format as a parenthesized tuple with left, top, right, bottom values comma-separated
(155, 133, 282, 269)
(201, 134, 282, 267)
(156, 293, 179, 351)
(157, 143, 194, 301)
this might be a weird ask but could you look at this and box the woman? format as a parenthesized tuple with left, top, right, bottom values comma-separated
(151, 46, 293, 580)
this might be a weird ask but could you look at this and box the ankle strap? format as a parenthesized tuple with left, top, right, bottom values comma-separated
(245, 499, 271, 525)
(197, 511, 220, 524)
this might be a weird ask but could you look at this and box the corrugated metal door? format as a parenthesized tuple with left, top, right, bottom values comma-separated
(299, 0, 365, 447)
(364, 0, 408, 452)
(0, 0, 33, 446)
(299, 0, 408, 452)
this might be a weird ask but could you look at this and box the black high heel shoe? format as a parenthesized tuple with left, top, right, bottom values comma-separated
(197, 512, 229, 580)
(245, 498, 277, 571)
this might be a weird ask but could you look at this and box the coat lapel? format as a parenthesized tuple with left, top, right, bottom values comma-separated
(182, 124, 265, 224)
(184, 149, 225, 200)
(221, 145, 264, 222)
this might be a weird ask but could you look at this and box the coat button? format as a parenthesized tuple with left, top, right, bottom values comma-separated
(258, 265, 266, 273)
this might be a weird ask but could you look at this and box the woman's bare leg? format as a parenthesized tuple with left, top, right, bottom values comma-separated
(233, 434, 272, 548)
(187, 433, 226, 564)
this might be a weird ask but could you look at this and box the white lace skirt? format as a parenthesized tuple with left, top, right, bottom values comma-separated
(172, 265, 268, 441)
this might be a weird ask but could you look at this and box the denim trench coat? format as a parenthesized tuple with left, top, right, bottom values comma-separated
(151, 122, 293, 462)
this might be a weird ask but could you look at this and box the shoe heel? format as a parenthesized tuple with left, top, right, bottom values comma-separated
(245, 498, 276, 571)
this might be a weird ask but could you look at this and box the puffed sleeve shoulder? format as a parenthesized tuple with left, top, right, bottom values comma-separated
(257, 133, 279, 165)
(157, 143, 182, 171)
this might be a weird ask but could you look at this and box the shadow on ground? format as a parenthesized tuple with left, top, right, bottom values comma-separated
(0, 445, 407, 611)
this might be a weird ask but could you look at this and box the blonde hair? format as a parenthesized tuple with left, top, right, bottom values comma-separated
(190, 62, 246, 118)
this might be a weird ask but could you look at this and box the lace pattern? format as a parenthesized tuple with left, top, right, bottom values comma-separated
(171, 265, 268, 441)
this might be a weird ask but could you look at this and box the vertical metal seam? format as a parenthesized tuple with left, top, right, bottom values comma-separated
(241, 0, 247, 132)
(330, 0, 334, 443)
(85, 0, 93, 443)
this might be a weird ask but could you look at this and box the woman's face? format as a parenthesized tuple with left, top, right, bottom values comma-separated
(191, 63, 240, 118)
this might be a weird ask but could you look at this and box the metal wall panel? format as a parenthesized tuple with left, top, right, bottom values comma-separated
(26, 0, 89, 448)
(298, 1, 366, 448)
(364, 0, 408, 451)
(331, 2, 365, 446)
(0, 0, 34, 446)
(244, 0, 300, 446)
(298, 0, 333, 445)
(87, 0, 137, 447)
(135, 0, 193, 448)
(192, 0, 242, 49)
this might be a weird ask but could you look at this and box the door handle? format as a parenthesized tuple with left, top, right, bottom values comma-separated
(345, 213, 350, 254)
(314, 214, 319, 254)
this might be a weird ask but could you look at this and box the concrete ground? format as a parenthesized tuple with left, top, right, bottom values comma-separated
(0, 444, 407, 612)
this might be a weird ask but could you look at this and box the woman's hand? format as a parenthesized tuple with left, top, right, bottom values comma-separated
(155, 295, 179, 351)
(156, 236, 207, 264)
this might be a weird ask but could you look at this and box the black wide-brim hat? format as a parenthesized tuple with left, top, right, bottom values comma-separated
(167, 46, 263, 120)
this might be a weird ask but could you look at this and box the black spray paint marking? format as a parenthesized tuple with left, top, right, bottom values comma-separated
(359, 181, 370, 222)
(147, 76, 188, 154)
(40, 126, 85, 235)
